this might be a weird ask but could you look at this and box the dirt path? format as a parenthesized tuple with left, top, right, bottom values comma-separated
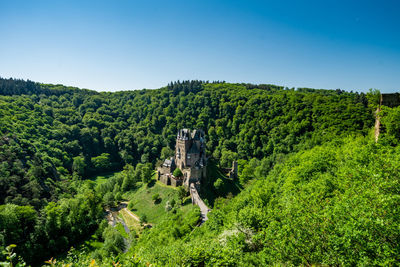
(121, 207, 140, 222)
(119, 202, 152, 228)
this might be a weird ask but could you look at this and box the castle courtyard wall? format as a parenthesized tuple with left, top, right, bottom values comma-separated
(160, 175, 170, 185)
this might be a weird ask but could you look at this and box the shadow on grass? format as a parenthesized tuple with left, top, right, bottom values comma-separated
(200, 158, 243, 208)
(147, 179, 156, 188)
(182, 197, 192, 205)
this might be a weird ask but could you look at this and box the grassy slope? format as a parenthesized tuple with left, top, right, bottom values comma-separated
(123, 181, 194, 225)
(119, 209, 141, 232)
(89, 172, 117, 184)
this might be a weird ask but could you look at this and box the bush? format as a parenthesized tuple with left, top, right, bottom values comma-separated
(152, 193, 161, 204)
(173, 168, 183, 177)
(140, 214, 148, 225)
(127, 200, 134, 210)
(177, 186, 187, 204)
(102, 226, 125, 256)
(165, 201, 172, 211)
(115, 192, 122, 202)
(103, 192, 115, 208)
(95, 220, 109, 240)
(213, 178, 223, 192)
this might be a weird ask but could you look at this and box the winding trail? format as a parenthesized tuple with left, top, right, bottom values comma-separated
(190, 183, 211, 224)
(120, 202, 141, 221)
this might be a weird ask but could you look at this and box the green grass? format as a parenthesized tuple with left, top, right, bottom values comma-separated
(89, 171, 120, 185)
(123, 180, 191, 225)
(119, 208, 141, 232)
(122, 161, 242, 223)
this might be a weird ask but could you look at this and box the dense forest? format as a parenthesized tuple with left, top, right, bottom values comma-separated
(1, 77, 398, 266)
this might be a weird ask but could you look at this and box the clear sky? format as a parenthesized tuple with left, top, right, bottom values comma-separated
(0, 0, 399, 92)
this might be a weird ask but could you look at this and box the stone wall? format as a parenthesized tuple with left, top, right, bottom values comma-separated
(158, 166, 171, 175)
(381, 93, 400, 108)
(182, 167, 205, 188)
(170, 177, 183, 187)
(160, 175, 170, 185)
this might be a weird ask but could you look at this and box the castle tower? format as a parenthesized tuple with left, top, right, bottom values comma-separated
(175, 129, 191, 169)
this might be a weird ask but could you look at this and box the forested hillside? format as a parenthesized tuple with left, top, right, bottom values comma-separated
(2, 77, 398, 266)
(0, 78, 372, 207)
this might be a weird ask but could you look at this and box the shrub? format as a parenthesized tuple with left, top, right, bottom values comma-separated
(127, 200, 134, 210)
(102, 226, 125, 256)
(173, 168, 183, 177)
(140, 214, 148, 225)
(214, 178, 223, 192)
(152, 193, 161, 204)
(165, 201, 172, 211)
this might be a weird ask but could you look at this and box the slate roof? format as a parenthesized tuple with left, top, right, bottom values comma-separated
(188, 143, 200, 154)
(163, 157, 175, 167)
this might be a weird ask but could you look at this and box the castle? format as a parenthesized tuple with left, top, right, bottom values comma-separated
(157, 129, 207, 188)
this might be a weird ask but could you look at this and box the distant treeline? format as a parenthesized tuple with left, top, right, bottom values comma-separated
(0, 77, 96, 96)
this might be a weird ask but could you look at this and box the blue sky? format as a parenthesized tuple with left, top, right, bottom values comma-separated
(0, 0, 399, 92)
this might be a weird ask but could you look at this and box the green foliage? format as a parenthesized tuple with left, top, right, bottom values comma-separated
(124, 182, 187, 224)
(177, 186, 187, 204)
(114, 192, 122, 202)
(152, 193, 161, 204)
(91, 153, 111, 171)
(141, 163, 153, 184)
(0, 79, 373, 209)
(366, 88, 381, 107)
(219, 149, 238, 168)
(172, 168, 183, 177)
(131, 205, 201, 263)
(72, 156, 86, 178)
(0, 244, 26, 267)
(0, 78, 378, 265)
(127, 200, 134, 210)
(106, 136, 399, 266)
(239, 158, 259, 185)
(140, 214, 148, 225)
(164, 201, 172, 211)
(102, 225, 125, 256)
(0, 189, 103, 265)
(160, 147, 174, 160)
(379, 105, 400, 144)
(201, 159, 242, 207)
(102, 192, 115, 208)
(213, 178, 223, 192)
